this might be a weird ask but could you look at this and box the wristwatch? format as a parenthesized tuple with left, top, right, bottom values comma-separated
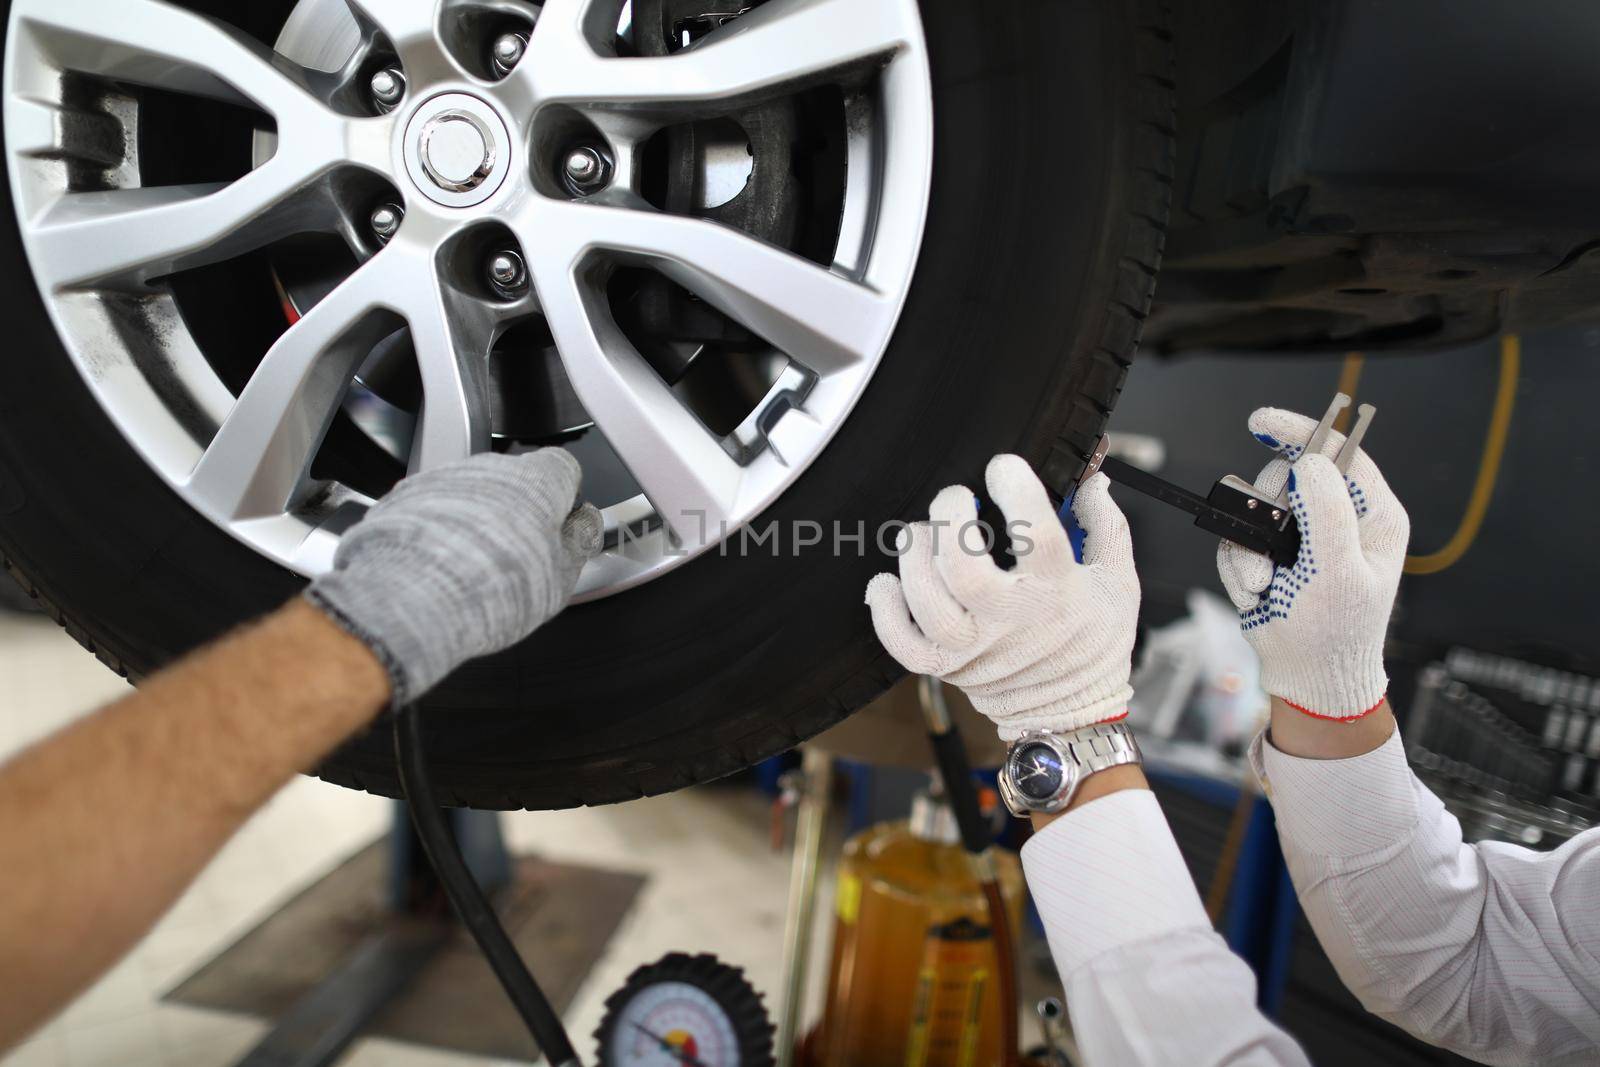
(998, 721, 1143, 817)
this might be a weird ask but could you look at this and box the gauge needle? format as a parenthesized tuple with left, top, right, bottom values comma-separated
(630, 1021, 710, 1067)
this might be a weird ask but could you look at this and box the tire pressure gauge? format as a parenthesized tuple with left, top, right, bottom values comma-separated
(595, 953, 774, 1067)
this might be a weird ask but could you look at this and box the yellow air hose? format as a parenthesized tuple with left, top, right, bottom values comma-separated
(1403, 334, 1520, 575)
(1328, 334, 1519, 575)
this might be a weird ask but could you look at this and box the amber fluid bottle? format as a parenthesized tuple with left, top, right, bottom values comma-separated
(816, 792, 1024, 1067)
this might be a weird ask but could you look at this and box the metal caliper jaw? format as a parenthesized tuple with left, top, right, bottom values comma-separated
(1077, 392, 1377, 567)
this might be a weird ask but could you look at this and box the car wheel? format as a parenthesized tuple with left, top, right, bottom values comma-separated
(0, 0, 1173, 808)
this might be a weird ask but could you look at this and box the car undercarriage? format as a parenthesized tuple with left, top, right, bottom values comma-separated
(1152, 0, 1600, 353)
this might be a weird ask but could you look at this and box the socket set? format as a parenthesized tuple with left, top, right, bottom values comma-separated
(1407, 650, 1599, 848)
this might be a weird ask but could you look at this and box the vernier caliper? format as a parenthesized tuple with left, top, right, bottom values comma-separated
(1077, 393, 1376, 566)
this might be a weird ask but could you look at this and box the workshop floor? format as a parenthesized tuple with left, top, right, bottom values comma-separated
(0, 611, 815, 1067)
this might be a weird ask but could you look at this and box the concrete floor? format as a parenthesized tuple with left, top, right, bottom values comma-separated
(0, 611, 815, 1067)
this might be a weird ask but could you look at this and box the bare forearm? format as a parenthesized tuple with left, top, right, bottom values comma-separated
(0, 598, 388, 1048)
(1268, 696, 1394, 759)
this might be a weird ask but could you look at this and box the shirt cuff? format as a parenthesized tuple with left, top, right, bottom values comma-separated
(1248, 726, 1420, 859)
(1020, 790, 1211, 974)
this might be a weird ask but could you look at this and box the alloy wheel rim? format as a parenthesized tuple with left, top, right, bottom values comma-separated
(3, 0, 934, 599)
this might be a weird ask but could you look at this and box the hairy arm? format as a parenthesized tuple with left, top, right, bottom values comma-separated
(0, 449, 598, 1052)
(0, 599, 389, 1048)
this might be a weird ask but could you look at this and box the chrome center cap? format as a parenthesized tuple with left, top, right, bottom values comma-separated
(403, 93, 512, 209)
(421, 112, 494, 191)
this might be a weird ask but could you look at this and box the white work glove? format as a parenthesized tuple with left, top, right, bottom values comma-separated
(1217, 408, 1410, 720)
(864, 455, 1139, 741)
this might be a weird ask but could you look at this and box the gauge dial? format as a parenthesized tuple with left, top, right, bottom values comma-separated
(596, 954, 773, 1067)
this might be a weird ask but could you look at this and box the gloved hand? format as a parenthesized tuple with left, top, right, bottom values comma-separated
(306, 450, 601, 706)
(865, 455, 1139, 741)
(1217, 408, 1410, 720)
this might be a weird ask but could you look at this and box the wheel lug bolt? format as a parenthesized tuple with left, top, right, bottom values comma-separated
(370, 203, 404, 245)
(563, 146, 610, 195)
(370, 67, 406, 112)
(491, 32, 528, 76)
(487, 250, 528, 297)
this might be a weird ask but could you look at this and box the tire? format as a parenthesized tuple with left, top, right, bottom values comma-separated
(0, 0, 1174, 809)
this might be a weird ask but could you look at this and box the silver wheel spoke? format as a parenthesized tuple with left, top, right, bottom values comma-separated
(11, 0, 328, 119)
(533, 260, 744, 546)
(187, 247, 490, 518)
(4, 96, 63, 158)
(540, 199, 893, 375)
(522, 0, 915, 112)
(11, 0, 390, 290)
(408, 279, 495, 472)
(344, 0, 458, 86)
(187, 255, 400, 521)
(29, 171, 335, 290)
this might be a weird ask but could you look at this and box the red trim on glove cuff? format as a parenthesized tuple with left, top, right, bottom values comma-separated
(1095, 709, 1131, 725)
(1283, 695, 1387, 723)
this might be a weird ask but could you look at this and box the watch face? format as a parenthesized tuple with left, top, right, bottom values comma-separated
(1011, 741, 1066, 802)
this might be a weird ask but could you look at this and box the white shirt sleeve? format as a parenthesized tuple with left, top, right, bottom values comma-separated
(1020, 790, 1311, 1066)
(1252, 727, 1600, 1066)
